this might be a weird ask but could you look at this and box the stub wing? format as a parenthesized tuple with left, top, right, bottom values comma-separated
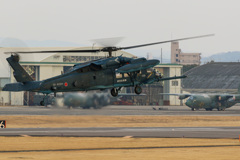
(159, 75, 187, 81)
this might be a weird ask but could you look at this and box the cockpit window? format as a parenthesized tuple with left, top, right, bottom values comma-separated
(147, 68, 154, 73)
(123, 73, 129, 78)
(115, 73, 122, 79)
(189, 96, 194, 100)
(155, 71, 161, 77)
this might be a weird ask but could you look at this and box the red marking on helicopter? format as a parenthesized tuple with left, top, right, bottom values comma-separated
(64, 82, 68, 87)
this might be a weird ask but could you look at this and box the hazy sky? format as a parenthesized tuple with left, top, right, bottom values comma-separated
(0, 0, 240, 58)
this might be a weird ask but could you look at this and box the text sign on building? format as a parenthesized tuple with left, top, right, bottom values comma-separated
(0, 120, 6, 128)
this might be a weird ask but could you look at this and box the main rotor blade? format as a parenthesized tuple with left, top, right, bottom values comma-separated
(5, 49, 101, 54)
(4, 34, 214, 54)
(120, 34, 214, 50)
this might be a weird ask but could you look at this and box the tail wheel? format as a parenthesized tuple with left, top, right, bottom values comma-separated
(111, 88, 118, 97)
(134, 86, 142, 95)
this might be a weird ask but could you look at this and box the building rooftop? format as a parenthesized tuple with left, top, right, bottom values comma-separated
(183, 62, 240, 89)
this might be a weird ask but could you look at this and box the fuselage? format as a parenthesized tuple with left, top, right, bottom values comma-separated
(37, 68, 159, 94)
(23, 56, 161, 94)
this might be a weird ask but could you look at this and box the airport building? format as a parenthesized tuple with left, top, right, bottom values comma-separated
(171, 41, 201, 65)
(0, 47, 184, 106)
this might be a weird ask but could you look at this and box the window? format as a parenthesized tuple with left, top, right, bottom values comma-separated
(0, 78, 10, 88)
(123, 73, 129, 77)
(116, 73, 122, 79)
(147, 68, 154, 73)
(176, 54, 178, 57)
(176, 59, 178, 62)
(63, 66, 73, 73)
(172, 81, 178, 86)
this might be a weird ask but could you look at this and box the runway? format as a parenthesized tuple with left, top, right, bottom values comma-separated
(0, 127, 239, 138)
(1, 105, 240, 116)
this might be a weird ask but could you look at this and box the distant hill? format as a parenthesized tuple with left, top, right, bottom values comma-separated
(201, 51, 240, 64)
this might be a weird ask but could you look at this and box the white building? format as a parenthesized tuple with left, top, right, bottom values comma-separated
(171, 41, 201, 65)
(155, 64, 183, 105)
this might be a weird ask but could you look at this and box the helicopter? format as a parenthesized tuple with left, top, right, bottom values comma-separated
(2, 34, 213, 106)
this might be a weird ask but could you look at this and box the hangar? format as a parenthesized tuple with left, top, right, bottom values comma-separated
(0, 47, 183, 106)
(182, 62, 240, 94)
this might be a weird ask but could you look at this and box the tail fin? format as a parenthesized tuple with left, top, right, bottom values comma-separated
(7, 55, 33, 83)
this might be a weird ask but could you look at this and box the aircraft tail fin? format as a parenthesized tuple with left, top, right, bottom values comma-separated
(7, 55, 33, 83)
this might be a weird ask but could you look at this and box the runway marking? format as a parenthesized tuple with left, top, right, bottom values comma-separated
(0, 145, 239, 153)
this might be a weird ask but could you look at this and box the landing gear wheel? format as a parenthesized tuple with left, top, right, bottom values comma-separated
(218, 108, 225, 111)
(111, 88, 118, 97)
(134, 86, 142, 95)
(40, 101, 45, 106)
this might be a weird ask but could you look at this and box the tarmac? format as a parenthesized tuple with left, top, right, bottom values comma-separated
(1, 105, 240, 138)
(0, 127, 239, 138)
(0, 105, 240, 116)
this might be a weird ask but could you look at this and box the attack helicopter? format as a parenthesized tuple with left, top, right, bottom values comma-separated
(3, 34, 213, 106)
